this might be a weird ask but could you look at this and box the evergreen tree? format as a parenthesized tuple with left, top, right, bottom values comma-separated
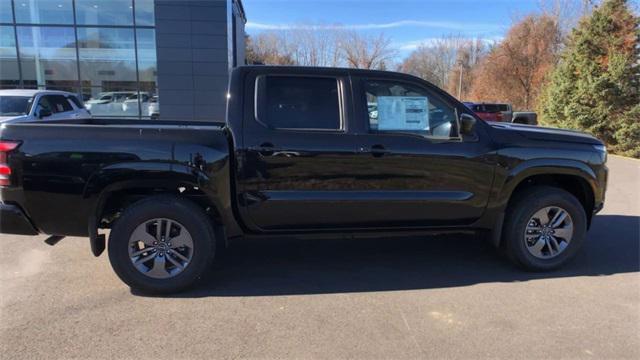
(539, 0, 640, 157)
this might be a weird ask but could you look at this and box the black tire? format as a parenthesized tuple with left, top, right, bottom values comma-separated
(108, 195, 215, 294)
(502, 186, 587, 271)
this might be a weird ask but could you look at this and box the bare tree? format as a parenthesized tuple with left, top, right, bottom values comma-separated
(339, 31, 397, 70)
(537, 0, 595, 36)
(446, 38, 486, 99)
(246, 33, 295, 65)
(469, 14, 562, 110)
(398, 34, 478, 90)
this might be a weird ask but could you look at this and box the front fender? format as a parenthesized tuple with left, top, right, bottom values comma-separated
(499, 158, 598, 208)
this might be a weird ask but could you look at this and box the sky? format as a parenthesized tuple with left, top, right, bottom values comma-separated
(241, 0, 544, 55)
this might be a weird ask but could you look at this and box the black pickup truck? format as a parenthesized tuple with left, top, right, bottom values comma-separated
(0, 66, 608, 293)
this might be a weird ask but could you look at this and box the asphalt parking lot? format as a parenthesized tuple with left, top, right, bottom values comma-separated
(1, 155, 638, 359)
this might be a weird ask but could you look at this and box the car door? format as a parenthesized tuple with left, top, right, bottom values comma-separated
(238, 70, 373, 231)
(348, 76, 496, 227)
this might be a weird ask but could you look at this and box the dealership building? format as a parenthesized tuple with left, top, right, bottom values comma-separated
(0, 0, 246, 120)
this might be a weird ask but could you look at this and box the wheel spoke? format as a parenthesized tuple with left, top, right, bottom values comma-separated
(170, 250, 189, 263)
(155, 219, 163, 241)
(555, 237, 568, 253)
(549, 236, 560, 254)
(166, 254, 184, 270)
(164, 219, 173, 240)
(529, 237, 546, 256)
(550, 210, 568, 228)
(554, 226, 573, 240)
(532, 208, 551, 225)
(147, 254, 168, 278)
(131, 225, 157, 246)
(131, 247, 155, 257)
(133, 252, 156, 265)
(170, 230, 193, 249)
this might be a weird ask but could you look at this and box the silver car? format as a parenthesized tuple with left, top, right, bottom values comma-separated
(0, 89, 91, 123)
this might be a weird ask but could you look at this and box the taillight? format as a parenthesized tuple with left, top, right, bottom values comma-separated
(496, 112, 503, 121)
(0, 141, 20, 187)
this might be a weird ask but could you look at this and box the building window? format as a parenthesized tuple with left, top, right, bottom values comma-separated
(17, 26, 78, 91)
(134, 0, 154, 26)
(0, 0, 157, 118)
(14, 0, 74, 25)
(0, 0, 14, 23)
(75, 0, 134, 26)
(0, 25, 19, 88)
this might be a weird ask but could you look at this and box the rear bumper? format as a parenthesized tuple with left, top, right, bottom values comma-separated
(0, 202, 38, 235)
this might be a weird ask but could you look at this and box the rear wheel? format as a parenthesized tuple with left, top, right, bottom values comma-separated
(108, 196, 215, 294)
(502, 186, 586, 271)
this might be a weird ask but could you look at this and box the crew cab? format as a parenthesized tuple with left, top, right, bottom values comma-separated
(0, 66, 608, 293)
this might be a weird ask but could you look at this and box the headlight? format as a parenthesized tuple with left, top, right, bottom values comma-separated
(593, 144, 607, 162)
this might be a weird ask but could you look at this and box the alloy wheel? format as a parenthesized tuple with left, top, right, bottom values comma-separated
(128, 218, 194, 279)
(524, 206, 574, 259)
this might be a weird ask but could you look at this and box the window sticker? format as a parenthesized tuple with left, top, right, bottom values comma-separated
(377, 96, 429, 131)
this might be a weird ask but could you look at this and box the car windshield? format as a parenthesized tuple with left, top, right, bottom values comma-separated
(0, 96, 33, 116)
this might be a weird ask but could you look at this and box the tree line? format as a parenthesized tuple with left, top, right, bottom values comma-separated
(246, 0, 639, 157)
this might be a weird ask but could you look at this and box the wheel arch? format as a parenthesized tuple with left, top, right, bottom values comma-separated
(85, 163, 236, 257)
(490, 159, 597, 247)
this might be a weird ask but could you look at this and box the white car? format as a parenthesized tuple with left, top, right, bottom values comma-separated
(121, 92, 152, 116)
(148, 96, 159, 119)
(85, 91, 136, 116)
(0, 89, 91, 123)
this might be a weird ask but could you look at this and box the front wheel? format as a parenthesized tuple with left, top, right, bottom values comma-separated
(502, 186, 587, 271)
(108, 196, 215, 294)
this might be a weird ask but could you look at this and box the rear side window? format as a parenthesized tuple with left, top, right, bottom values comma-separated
(68, 95, 84, 109)
(256, 76, 341, 130)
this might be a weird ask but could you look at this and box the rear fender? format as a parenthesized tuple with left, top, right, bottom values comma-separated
(84, 161, 230, 256)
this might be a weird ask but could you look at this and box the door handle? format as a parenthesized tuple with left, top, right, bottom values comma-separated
(253, 142, 276, 157)
(370, 144, 390, 158)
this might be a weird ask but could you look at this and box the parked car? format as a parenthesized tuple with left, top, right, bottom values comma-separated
(122, 92, 152, 116)
(85, 91, 136, 116)
(0, 89, 90, 123)
(147, 96, 159, 119)
(0, 66, 608, 294)
(464, 102, 513, 122)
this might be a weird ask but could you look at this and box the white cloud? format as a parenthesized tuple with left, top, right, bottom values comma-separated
(246, 20, 501, 32)
(396, 35, 505, 52)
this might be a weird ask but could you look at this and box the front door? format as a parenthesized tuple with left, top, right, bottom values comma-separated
(347, 76, 496, 227)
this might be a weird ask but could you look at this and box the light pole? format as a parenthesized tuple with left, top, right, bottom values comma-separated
(457, 59, 464, 100)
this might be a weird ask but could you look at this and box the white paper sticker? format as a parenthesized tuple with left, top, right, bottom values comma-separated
(377, 96, 429, 131)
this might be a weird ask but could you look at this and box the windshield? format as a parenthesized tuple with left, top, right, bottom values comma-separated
(0, 96, 33, 116)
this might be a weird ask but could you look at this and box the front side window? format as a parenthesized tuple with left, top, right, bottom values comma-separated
(39, 95, 72, 113)
(257, 76, 341, 130)
(365, 81, 458, 139)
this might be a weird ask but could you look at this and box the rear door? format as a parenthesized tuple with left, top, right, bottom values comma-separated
(238, 69, 371, 231)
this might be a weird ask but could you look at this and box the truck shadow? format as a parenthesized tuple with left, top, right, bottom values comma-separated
(148, 214, 640, 298)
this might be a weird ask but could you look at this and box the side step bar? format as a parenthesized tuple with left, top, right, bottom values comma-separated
(44, 235, 65, 246)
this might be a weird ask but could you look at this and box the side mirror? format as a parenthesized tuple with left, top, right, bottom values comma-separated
(38, 108, 52, 119)
(460, 113, 476, 135)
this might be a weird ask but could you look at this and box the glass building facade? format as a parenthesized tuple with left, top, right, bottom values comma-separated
(0, 0, 157, 118)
